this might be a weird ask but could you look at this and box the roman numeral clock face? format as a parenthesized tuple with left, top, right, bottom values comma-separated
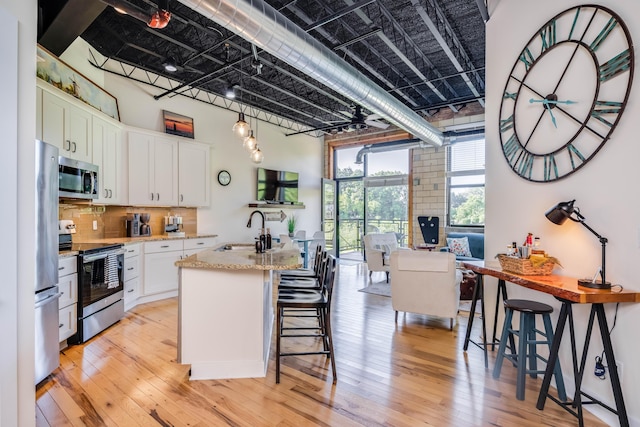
(499, 5, 634, 182)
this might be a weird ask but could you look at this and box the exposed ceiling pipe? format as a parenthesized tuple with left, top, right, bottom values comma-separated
(177, 0, 443, 146)
(355, 139, 425, 164)
(100, 0, 172, 29)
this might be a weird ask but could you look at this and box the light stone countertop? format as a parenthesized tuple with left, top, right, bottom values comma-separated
(176, 243, 303, 271)
(75, 233, 218, 245)
(58, 250, 79, 258)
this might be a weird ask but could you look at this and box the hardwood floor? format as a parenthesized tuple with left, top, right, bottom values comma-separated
(36, 261, 607, 426)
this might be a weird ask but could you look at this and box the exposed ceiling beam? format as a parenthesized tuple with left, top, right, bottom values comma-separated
(303, 0, 376, 32)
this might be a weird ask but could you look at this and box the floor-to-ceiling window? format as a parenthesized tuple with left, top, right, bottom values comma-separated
(335, 145, 409, 260)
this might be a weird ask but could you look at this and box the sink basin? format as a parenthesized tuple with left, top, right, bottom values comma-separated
(218, 243, 255, 251)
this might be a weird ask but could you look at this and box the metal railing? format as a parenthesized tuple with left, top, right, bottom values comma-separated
(338, 218, 408, 256)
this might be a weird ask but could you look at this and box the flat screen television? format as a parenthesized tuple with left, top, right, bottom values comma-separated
(257, 167, 299, 203)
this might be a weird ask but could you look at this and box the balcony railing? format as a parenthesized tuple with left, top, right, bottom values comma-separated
(338, 218, 408, 257)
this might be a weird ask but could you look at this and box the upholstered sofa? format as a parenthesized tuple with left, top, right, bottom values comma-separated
(440, 232, 484, 261)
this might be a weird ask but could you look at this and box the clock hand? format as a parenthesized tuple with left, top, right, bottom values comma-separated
(544, 104, 557, 128)
(529, 98, 577, 105)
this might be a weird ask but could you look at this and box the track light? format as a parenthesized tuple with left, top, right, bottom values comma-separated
(224, 83, 238, 99)
(163, 57, 178, 72)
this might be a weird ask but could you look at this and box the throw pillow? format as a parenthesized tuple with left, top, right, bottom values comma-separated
(447, 237, 472, 257)
(374, 244, 393, 254)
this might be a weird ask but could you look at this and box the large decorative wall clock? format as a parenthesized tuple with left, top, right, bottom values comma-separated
(499, 5, 633, 182)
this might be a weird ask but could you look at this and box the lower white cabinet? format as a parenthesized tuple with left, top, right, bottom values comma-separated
(142, 238, 217, 298)
(58, 256, 78, 343)
(123, 243, 142, 311)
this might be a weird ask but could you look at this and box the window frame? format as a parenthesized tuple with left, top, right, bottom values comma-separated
(446, 133, 486, 228)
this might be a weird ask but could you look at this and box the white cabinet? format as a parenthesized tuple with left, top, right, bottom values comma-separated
(42, 90, 92, 163)
(58, 256, 78, 343)
(183, 237, 217, 257)
(142, 238, 216, 298)
(128, 132, 179, 206)
(123, 243, 142, 310)
(143, 240, 183, 296)
(93, 116, 123, 204)
(178, 141, 210, 207)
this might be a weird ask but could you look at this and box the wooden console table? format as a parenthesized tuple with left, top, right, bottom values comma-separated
(462, 261, 640, 427)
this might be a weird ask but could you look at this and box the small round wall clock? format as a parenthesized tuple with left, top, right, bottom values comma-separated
(217, 170, 231, 186)
(499, 5, 633, 182)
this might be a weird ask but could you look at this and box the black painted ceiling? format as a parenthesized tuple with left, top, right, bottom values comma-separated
(38, 0, 487, 136)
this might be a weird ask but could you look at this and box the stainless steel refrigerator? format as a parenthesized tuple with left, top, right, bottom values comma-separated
(34, 139, 62, 385)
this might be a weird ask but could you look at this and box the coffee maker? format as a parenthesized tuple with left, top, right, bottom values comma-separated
(139, 213, 151, 236)
(125, 213, 140, 237)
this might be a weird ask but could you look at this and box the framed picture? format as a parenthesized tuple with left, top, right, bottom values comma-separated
(36, 45, 120, 121)
(163, 110, 195, 139)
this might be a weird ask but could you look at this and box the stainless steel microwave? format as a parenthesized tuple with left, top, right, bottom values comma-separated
(58, 156, 99, 199)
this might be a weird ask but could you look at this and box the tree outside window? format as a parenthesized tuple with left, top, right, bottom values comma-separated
(447, 136, 485, 227)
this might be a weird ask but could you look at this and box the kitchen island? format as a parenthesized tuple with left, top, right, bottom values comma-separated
(175, 244, 302, 380)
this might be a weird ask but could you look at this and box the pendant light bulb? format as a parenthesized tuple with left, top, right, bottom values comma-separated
(243, 130, 258, 152)
(232, 112, 249, 138)
(250, 146, 264, 164)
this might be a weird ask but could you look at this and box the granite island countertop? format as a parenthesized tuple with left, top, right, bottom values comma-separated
(74, 233, 218, 245)
(176, 243, 302, 271)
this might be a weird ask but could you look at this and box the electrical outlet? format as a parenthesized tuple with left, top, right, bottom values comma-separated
(92, 220, 98, 230)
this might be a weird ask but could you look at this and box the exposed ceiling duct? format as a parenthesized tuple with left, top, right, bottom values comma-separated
(177, 0, 444, 146)
(355, 139, 425, 164)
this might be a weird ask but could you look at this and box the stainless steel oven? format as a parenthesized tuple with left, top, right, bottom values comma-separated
(68, 243, 125, 344)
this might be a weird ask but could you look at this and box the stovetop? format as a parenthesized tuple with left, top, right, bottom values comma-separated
(70, 242, 123, 254)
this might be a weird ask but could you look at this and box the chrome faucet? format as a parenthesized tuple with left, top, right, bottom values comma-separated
(246, 210, 265, 229)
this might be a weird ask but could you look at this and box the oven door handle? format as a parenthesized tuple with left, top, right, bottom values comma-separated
(82, 248, 126, 262)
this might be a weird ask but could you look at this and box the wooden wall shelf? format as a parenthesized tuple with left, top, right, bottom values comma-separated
(247, 203, 305, 209)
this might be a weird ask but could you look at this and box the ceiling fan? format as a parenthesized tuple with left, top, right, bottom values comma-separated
(330, 105, 390, 133)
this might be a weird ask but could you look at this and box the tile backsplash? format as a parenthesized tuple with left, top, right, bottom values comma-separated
(59, 200, 197, 240)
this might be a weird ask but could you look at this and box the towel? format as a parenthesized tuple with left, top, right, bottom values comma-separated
(397, 251, 450, 272)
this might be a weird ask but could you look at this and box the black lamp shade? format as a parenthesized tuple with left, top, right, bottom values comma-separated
(545, 200, 576, 225)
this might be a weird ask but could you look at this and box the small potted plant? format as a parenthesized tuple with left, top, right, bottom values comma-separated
(287, 214, 296, 237)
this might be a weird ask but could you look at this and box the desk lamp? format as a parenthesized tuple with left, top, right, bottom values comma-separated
(545, 200, 610, 289)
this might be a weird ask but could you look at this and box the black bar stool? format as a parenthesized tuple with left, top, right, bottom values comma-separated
(493, 299, 567, 401)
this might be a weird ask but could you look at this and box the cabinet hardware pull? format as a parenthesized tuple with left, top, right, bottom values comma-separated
(104, 189, 109, 198)
(127, 267, 134, 271)
(156, 193, 160, 200)
(128, 289, 134, 293)
(65, 140, 70, 151)
(180, 194, 184, 202)
(151, 193, 154, 200)
(109, 189, 113, 198)
(161, 245, 169, 248)
(197, 242, 204, 245)
(58, 266, 65, 270)
(71, 141, 77, 152)
(59, 324, 64, 328)
(127, 249, 135, 253)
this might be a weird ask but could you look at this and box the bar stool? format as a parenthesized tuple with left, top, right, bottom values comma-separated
(493, 299, 567, 401)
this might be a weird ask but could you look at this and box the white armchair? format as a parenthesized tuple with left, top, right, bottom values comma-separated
(363, 232, 399, 282)
(390, 250, 462, 329)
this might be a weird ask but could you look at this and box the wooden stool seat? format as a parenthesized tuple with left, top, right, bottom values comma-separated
(494, 299, 566, 401)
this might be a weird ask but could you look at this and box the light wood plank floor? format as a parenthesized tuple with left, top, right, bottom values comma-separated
(36, 260, 607, 426)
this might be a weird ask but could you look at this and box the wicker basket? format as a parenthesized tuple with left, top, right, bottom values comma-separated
(497, 254, 556, 275)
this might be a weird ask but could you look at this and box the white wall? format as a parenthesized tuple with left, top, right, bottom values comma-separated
(62, 38, 323, 244)
(0, 0, 36, 425)
(487, 1, 640, 425)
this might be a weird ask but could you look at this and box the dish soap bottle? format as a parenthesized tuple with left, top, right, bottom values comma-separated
(265, 228, 272, 250)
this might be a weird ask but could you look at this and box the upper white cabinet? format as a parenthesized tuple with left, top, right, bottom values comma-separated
(178, 141, 210, 207)
(128, 132, 179, 206)
(93, 116, 123, 204)
(42, 90, 92, 163)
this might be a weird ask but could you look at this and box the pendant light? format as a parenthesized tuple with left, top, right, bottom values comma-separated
(232, 112, 249, 138)
(250, 146, 264, 163)
(243, 130, 257, 152)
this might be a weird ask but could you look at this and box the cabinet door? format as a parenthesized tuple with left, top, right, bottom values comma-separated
(143, 251, 182, 295)
(124, 276, 140, 311)
(42, 91, 92, 162)
(93, 117, 122, 204)
(179, 141, 210, 207)
(67, 105, 92, 163)
(59, 303, 77, 342)
(153, 136, 179, 206)
(58, 273, 78, 310)
(128, 131, 154, 205)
